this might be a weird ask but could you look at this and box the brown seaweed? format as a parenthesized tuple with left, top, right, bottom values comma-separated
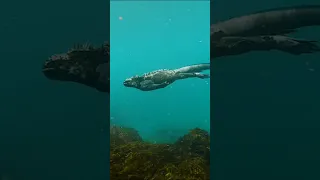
(110, 126, 210, 180)
(110, 125, 142, 150)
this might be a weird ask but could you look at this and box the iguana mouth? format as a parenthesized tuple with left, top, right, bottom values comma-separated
(42, 67, 55, 71)
(42, 42, 110, 92)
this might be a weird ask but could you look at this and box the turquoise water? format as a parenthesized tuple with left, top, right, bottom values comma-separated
(110, 1, 210, 143)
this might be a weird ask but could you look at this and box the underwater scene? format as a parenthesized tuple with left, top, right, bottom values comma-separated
(0, 0, 109, 179)
(110, 1, 210, 179)
(1, 0, 320, 179)
(211, 1, 320, 180)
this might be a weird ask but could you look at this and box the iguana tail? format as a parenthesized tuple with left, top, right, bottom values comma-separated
(175, 63, 210, 73)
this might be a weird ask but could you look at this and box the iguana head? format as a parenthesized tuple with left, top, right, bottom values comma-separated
(123, 75, 144, 88)
(42, 42, 110, 93)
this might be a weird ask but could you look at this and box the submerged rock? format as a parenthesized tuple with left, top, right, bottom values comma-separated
(174, 128, 210, 163)
(110, 125, 210, 179)
(110, 142, 176, 179)
(110, 125, 142, 149)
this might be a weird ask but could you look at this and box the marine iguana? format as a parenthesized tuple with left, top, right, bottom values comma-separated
(211, 5, 320, 58)
(123, 63, 210, 91)
(42, 5, 320, 92)
(42, 42, 110, 93)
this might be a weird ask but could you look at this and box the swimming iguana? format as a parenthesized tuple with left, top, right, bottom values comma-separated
(211, 5, 320, 58)
(42, 6, 320, 92)
(123, 63, 210, 91)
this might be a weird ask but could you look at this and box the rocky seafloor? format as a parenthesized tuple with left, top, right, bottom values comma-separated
(110, 125, 210, 180)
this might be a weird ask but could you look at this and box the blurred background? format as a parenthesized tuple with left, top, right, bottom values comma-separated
(211, 1, 320, 179)
(0, 0, 109, 179)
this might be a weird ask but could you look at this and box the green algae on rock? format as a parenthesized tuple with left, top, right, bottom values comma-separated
(110, 126, 210, 180)
(110, 125, 142, 150)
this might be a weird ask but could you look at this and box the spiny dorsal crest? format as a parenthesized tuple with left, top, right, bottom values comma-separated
(143, 69, 168, 76)
(69, 43, 95, 52)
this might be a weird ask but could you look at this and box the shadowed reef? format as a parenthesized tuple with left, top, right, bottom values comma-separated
(110, 125, 210, 180)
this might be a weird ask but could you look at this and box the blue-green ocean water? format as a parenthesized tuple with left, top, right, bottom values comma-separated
(212, 1, 320, 179)
(1, 0, 320, 179)
(110, 1, 210, 143)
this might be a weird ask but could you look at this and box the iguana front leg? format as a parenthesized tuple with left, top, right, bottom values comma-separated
(139, 80, 170, 91)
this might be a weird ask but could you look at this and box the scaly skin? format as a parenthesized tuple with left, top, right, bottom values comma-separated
(42, 6, 320, 92)
(42, 42, 110, 93)
(123, 63, 210, 91)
